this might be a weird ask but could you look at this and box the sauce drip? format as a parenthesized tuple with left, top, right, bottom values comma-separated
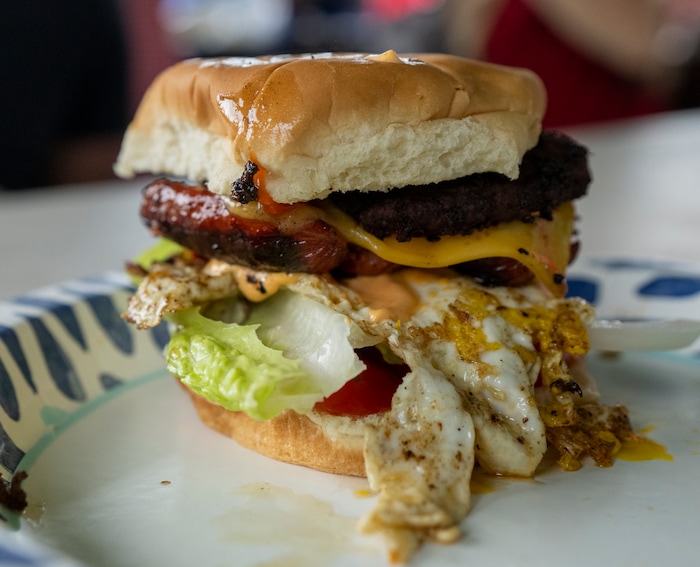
(253, 160, 298, 216)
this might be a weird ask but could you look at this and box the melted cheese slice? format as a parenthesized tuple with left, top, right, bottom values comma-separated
(235, 161, 574, 296)
(321, 202, 574, 297)
(226, 192, 575, 298)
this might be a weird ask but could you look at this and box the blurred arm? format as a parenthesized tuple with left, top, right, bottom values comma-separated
(524, 0, 672, 83)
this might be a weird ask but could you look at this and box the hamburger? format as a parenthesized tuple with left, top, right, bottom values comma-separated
(115, 50, 633, 562)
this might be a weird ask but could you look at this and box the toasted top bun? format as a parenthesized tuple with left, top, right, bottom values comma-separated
(115, 50, 546, 204)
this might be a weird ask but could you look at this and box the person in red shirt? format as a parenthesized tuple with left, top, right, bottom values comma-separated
(445, 0, 700, 128)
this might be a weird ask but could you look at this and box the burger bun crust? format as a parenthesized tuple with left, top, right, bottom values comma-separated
(185, 387, 368, 477)
(115, 51, 546, 203)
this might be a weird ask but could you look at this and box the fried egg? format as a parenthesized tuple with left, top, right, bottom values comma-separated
(126, 260, 596, 561)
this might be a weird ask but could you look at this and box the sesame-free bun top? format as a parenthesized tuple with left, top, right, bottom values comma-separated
(115, 50, 546, 203)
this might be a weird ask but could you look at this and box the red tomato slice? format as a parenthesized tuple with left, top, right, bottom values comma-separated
(313, 347, 407, 417)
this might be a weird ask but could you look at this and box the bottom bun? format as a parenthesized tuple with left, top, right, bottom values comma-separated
(184, 385, 368, 477)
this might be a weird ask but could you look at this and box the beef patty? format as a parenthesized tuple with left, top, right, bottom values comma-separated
(324, 130, 590, 242)
(140, 131, 589, 278)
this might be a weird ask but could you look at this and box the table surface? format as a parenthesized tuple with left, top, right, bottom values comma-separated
(1, 109, 700, 300)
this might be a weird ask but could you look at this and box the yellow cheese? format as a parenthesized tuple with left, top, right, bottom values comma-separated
(320, 202, 574, 297)
(224, 193, 574, 297)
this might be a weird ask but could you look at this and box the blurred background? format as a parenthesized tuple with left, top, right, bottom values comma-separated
(1, 0, 699, 189)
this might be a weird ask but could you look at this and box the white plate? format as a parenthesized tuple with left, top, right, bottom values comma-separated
(1, 260, 699, 566)
(568, 257, 700, 349)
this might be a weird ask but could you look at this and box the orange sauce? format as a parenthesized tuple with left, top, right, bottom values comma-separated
(233, 269, 300, 303)
(252, 159, 298, 216)
(343, 273, 420, 323)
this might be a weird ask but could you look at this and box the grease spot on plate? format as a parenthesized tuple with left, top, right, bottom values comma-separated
(215, 482, 379, 567)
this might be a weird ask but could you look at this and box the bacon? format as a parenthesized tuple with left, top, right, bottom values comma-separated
(455, 257, 534, 287)
(140, 178, 561, 285)
(336, 245, 399, 277)
(140, 179, 348, 273)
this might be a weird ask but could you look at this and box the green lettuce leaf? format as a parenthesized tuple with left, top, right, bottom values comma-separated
(135, 239, 184, 271)
(129, 239, 185, 286)
(165, 291, 379, 421)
